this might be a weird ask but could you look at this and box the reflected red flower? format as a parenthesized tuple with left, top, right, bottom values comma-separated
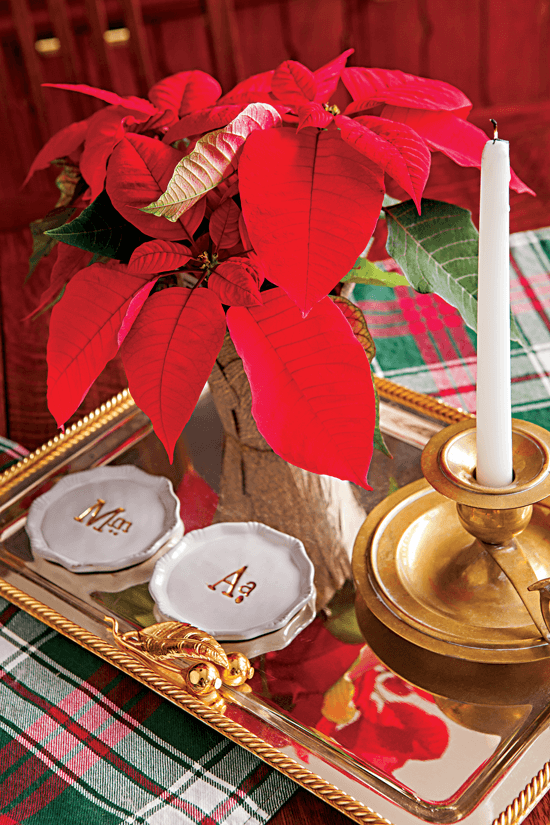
(250, 617, 449, 775)
(316, 664, 449, 771)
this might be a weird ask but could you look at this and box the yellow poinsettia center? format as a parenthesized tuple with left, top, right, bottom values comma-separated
(197, 251, 219, 272)
(323, 103, 341, 116)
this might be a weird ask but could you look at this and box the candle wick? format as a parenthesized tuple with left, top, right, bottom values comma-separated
(490, 118, 498, 142)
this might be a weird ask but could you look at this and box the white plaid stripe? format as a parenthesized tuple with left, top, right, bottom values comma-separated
(0, 599, 294, 823)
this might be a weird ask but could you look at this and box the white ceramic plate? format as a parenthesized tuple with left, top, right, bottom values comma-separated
(26, 465, 182, 573)
(150, 521, 316, 640)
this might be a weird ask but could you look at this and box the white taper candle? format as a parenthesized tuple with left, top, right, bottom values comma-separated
(476, 122, 513, 487)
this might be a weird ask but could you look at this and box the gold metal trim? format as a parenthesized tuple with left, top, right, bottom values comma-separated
(0, 378, 548, 825)
(0, 577, 393, 825)
(107, 619, 231, 670)
(492, 761, 550, 825)
(106, 619, 255, 714)
(0, 390, 136, 495)
(3, 578, 548, 825)
(374, 376, 473, 424)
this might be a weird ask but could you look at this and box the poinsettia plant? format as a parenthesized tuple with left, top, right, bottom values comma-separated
(25, 50, 533, 489)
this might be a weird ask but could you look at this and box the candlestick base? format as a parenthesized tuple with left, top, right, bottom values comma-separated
(352, 418, 550, 705)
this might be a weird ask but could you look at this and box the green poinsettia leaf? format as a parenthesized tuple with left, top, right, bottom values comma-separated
(53, 160, 86, 207)
(45, 191, 151, 262)
(372, 376, 391, 457)
(31, 283, 67, 320)
(331, 294, 376, 361)
(385, 199, 525, 345)
(387, 475, 400, 495)
(27, 206, 75, 282)
(324, 582, 365, 645)
(341, 256, 409, 288)
(142, 103, 281, 222)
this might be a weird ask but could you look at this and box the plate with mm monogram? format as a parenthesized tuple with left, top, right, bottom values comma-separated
(25, 465, 182, 572)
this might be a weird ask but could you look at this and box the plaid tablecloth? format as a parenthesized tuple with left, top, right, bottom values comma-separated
(3, 226, 550, 824)
(360, 226, 550, 430)
(0, 601, 294, 823)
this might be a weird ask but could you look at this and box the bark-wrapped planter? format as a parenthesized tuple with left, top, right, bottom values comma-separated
(208, 334, 366, 610)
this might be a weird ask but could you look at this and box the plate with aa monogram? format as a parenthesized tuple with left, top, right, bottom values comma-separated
(149, 521, 315, 641)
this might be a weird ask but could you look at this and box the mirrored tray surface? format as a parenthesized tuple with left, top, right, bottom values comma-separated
(0, 387, 548, 825)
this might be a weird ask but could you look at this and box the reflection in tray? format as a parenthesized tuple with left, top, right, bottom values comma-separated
(89, 575, 542, 819)
(0, 386, 548, 825)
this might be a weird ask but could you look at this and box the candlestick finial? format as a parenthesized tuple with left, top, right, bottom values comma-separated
(490, 118, 498, 141)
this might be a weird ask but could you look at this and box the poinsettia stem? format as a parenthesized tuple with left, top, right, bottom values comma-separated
(179, 267, 209, 307)
(176, 271, 198, 289)
(176, 268, 208, 313)
(193, 270, 208, 289)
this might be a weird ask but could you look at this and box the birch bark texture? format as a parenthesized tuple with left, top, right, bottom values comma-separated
(208, 334, 366, 610)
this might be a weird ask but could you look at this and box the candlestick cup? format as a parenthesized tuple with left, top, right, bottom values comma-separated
(353, 418, 550, 705)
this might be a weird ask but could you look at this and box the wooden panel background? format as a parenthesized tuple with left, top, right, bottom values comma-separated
(1, 0, 550, 447)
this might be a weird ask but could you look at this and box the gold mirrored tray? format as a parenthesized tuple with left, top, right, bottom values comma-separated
(0, 384, 548, 825)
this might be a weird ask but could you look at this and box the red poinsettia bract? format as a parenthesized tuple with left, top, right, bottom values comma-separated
(228, 288, 376, 488)
(30, 53, 533, 487)
(120, 288, 226, 462)
(47, 264, 159, 426)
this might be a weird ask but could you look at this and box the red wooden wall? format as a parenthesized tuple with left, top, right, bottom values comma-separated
(2, 0, 550, 206)
(1, 0, 550, 447)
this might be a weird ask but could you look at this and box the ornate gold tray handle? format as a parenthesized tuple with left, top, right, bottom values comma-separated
(106, 619, 254, 714)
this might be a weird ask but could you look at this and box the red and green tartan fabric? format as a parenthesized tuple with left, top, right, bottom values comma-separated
(359, 226, 550, 430)
(0, 600, 295, 823)
(3, 226, 550, 823)
(0, 439, 28, 473)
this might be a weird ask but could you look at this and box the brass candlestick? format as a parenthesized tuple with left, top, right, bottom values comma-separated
(353, 418, 550, 705)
